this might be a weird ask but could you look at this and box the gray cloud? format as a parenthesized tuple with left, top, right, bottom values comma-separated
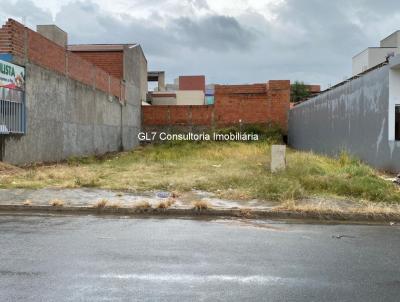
(172, 15, 257, 51)
(55, 1, 256, 53)
(0, 0, 52, 26)
(2, 0, 400, 88)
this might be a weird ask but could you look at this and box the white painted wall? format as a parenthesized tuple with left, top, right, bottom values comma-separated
(151, 92, 177, 105)
(380, 31, 400, 47)
(352, 49, 369, 76)
(352, 48, 398, 76)
(388, 61, 400, 141)
(176, 90, 205, 105)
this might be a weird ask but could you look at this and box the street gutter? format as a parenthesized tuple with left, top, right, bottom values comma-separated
(0, 204, 399, 224)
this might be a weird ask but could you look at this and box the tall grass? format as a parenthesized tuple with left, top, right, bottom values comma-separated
(1, 141, 399, 203)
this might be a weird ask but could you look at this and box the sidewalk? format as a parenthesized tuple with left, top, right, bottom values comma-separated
(1, 188, 400, 223)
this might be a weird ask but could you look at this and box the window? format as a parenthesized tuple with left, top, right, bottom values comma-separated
(396, 105, 400, 141)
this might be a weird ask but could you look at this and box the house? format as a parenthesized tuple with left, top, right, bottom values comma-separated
(290, 34, 400, 172)
(352, 31, 400, 76)
(149, 75, 206, 105)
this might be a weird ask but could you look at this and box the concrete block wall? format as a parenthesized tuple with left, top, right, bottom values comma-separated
(289, 65, 400, 172)
(3, 63, 123, 164)
(0, 18, 145, 164)
(122, 44, 147, 149)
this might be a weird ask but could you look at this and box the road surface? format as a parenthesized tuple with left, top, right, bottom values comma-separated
(0, 213, 399, 301)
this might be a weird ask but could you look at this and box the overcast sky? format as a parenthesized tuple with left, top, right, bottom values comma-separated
(1, 0, 400, 88)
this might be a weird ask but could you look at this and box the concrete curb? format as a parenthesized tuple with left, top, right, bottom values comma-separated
(0, 204, 400, 223)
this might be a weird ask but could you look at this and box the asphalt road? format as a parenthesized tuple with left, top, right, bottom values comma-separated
(0, 214, 399, 302)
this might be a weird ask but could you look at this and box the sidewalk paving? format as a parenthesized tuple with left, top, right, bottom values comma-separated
(0, 188, 274, 209)
(0, 188, 400, 223)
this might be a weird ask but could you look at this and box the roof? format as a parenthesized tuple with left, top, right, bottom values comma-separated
(68, 44, 136, 52)
(352, 47, 397, 59)
(292, 61, 389, 108)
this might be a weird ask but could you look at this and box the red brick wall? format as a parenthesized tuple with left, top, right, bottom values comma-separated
(66, 51, 94, 86)
(0, 22, 12, 54)
(142, 105, 212, 126)
(0, 19, 24, 58)
(0, 19, 125, 101)
(142, 80, 290, 131)
(214, 80, 290, 130)
(71, 51, 123, 79)
(179, 75, 205, 92)
(28, 29, 66, 75)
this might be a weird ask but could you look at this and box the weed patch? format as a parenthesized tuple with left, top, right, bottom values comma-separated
(1, 141, 400, 204)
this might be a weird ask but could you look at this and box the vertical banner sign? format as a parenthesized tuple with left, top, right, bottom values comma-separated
(0, 59, 25, 91)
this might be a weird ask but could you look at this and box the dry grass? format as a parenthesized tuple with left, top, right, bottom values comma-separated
(1, 141, 400, 205)
(93, 199, 108, 208)
(276, 199, 400, 216)
(192, 200, 211, 211)
(156, 198, 176, 209)
(134, 201, 152, 210)
(238, 207, 253, 218)
(107, 202, 122, 209)
(0, 162, 22, 174)
(49, 199, 64, 207)
(23, 199, 32, 206)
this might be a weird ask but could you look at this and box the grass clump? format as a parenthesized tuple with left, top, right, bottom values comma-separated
(192, 200, 211, 210)
(94, 199, 108, 208)
(156, 198, 176, 209)
(134, 201, 152, 211)
(49, 199, 64, 207)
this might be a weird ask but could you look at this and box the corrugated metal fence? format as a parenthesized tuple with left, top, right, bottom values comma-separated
(0, 87, 25, 134)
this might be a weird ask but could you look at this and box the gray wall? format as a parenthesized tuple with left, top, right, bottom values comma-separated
(2, 46, 146, 165)
(289, 65, 400, 172)
(122, 45, 147, 150)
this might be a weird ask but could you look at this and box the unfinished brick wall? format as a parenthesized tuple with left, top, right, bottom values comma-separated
(0, 19, 24, 58)
(214, 81, 290, 130)
(0, 19, 124, 100)
(142, 80, 290, 132)
(142, 105, 213, 126)
(71, 51, 123, 79)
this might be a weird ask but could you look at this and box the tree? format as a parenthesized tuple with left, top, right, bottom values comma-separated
(291, 81, 310, 103)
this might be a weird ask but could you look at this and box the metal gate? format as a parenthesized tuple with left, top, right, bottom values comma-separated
(0, 87, 25, 134)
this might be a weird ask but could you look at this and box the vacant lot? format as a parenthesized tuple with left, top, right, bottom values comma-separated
(1, 141, 399, 204)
